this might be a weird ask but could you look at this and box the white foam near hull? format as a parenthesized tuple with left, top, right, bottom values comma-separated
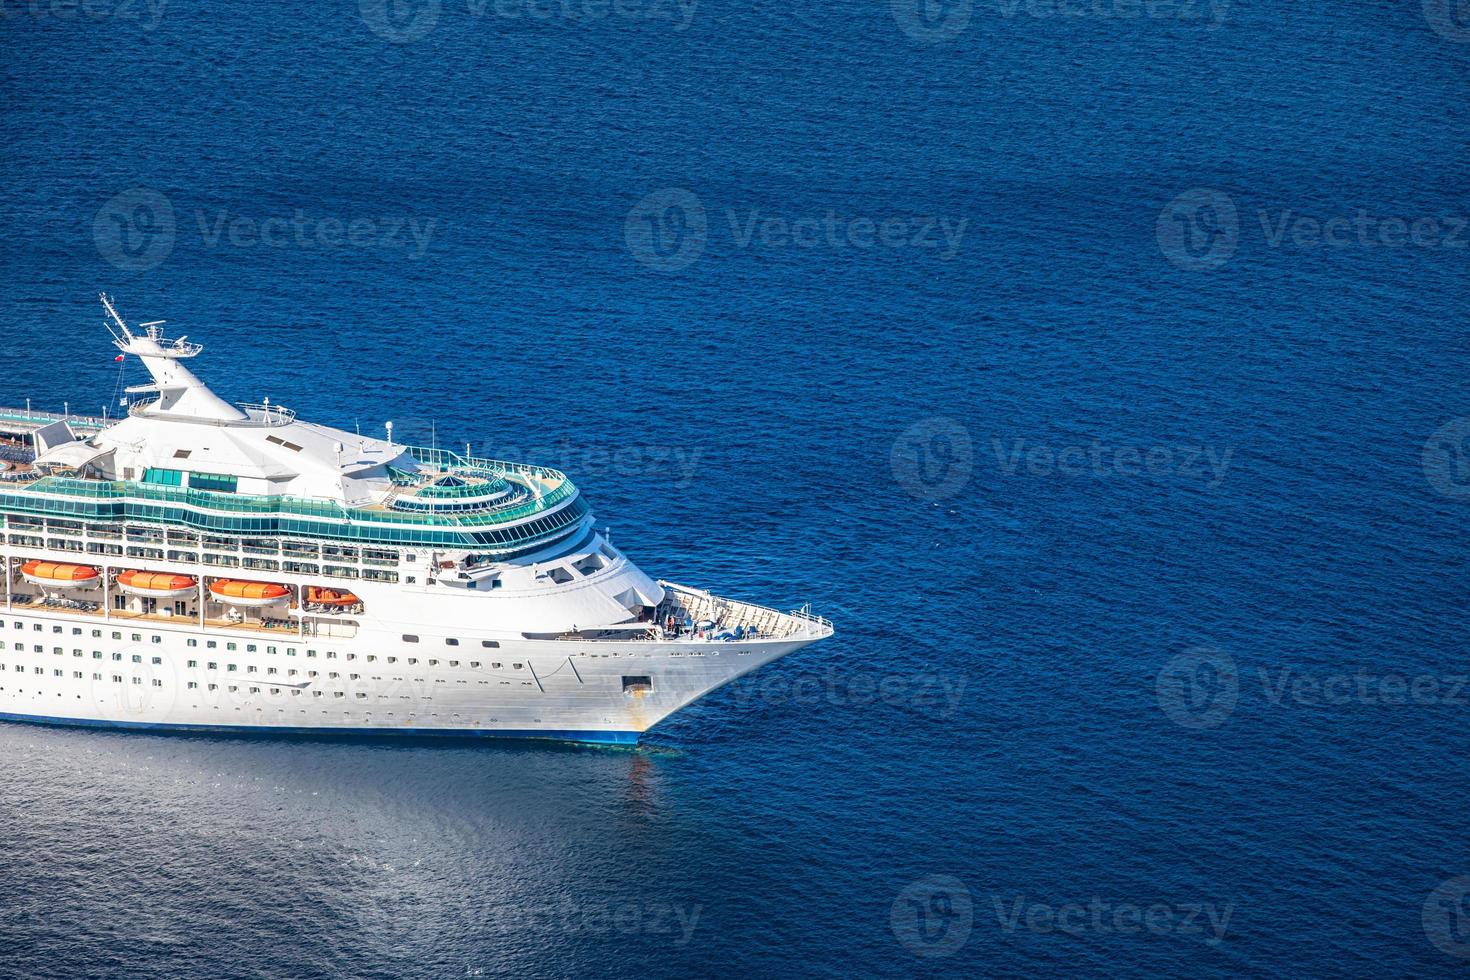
(0, 605, 813, 743)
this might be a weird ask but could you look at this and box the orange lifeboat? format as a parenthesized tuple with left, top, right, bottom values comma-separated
(307, 586, 360, 607)
(20, 560, 100, 588)
(117, 569, 198, 599)
(209, 579, 291, 608)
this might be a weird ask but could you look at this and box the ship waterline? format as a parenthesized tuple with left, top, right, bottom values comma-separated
(0, 298, 831, 743)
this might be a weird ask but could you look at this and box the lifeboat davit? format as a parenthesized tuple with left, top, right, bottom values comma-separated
(117, 569, 198, 598)
(20, 560, 100, 588)
(209, 579, 291, 608)
(307, 586, 360, 607)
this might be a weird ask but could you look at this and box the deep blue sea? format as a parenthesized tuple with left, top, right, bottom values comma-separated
(3, 0, 1470, 976)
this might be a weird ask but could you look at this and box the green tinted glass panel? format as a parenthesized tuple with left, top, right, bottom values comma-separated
(190, 472, 237, 493)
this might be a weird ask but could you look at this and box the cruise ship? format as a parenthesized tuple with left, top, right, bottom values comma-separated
(0, 297, 832, 744)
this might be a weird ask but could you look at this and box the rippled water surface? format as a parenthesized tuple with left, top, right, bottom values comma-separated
(2, 0, 1469, 976)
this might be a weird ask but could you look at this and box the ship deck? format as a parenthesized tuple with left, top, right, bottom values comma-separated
(5, 597, 351, 637)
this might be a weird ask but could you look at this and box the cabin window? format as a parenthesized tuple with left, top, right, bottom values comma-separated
(481, 640, 499, 648)
(445, 638, 458, 646)
(402, 635, 419, 643)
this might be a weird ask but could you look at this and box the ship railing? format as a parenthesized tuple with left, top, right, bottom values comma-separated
(237, 402, 297, 426)
(9, 472, 579, 529)
(0, 407, 109, 429)
(655, 582, 834, 640)
(405, 445, 567, 484)
(123, 398, 297, 428)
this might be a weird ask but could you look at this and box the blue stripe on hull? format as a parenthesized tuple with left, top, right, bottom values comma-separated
(0, 711, 641, 745)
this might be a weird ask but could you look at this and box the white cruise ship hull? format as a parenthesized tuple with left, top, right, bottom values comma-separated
(0, 601, 818, 745)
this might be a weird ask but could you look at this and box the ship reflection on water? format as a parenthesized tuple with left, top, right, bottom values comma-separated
(0, 723, 720, 976)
